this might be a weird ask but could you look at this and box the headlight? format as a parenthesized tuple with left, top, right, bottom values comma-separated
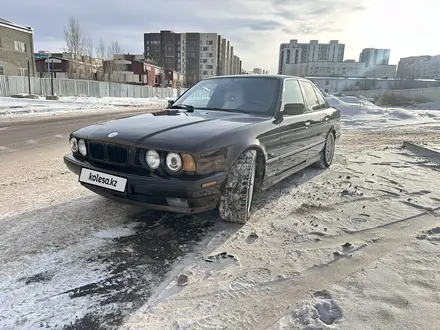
(78, 139, 87, 156)
(70, 137, 78, 152)
(145, 150, 160, 169)
(166, 152, 183, 172)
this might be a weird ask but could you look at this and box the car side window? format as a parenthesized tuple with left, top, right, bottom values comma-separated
(299, 81, 321, 111)
(312, 85, 327, 109)
(282, 79, 305, 116)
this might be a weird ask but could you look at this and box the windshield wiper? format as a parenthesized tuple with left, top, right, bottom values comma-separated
(170, 104, 195, 112)
(203, 107, 248, 114)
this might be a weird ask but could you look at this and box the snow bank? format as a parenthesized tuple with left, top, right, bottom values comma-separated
(326, 94, 440, 129)
(0, 96, 168, 117)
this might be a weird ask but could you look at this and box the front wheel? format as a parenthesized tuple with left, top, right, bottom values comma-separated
(315, 131, 336, 169)
(218, 149, 257, 224)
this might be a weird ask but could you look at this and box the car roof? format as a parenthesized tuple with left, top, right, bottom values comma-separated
(203, 74, 308, 81)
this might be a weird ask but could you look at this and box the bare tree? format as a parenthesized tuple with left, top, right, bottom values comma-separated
(105, 40, 125, 82)
(96, 39, 106, 60)
(64, 16, 86, 79)
(108, 40, 122, 59)
(84, 35, 94, 59)
(95, 39, 106, 81)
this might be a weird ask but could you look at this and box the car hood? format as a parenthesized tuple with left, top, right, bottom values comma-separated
(74, 109, 267, 151)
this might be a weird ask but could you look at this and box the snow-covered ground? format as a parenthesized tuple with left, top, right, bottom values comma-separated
(119, 133, 440, 330)
(1, 93, 440, 329)
(0, 96, 168, 117)
(327, 95, 440, 129)
(1, 94, 440, 128)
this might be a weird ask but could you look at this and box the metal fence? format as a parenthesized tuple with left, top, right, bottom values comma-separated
(0, 75, 188, 99)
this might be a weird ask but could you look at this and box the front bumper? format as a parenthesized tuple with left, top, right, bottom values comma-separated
(64, 153, 227, 214)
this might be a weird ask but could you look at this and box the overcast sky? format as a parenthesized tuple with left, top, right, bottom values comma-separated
(3, 0, 437, 73)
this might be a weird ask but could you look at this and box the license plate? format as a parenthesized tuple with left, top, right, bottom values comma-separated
(79, 168, 127, 192)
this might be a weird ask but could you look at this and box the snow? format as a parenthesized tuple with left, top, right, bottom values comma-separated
(326, 94, 440, 129)
(2, 93, 440, 329)
(119, 126, 440, 330)
(0, 95, 168, 117)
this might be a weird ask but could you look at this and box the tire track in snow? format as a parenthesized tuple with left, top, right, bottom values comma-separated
(121, 207, 440, 330)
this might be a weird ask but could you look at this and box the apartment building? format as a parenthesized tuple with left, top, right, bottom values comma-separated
(199, 33, 218, 80)
(359, 48, 390, 67)
(144, 30, 242, 86)
(278, 39, 345, 74)
(283, 60, 396, 78)
(397, 55, 440, 79)
(0, 18, 36, 77)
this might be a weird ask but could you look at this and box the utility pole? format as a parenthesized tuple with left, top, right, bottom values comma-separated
(27, 60, 31, 95)
(50, 58, 54, 96)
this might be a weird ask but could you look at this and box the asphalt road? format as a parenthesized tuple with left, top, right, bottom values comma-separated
(0, 108, 160, 153)
(0, 108, 240, 329)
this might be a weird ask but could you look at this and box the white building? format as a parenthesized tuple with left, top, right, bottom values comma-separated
(307, 76, 439, 94)
(359, 48, 391, 66)
(397, 55, 440, 79)
(283, 60, 396, 78)
(199, 33, 218, 80)
(278, 40, 345, 74)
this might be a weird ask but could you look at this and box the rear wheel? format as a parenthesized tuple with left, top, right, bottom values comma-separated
(315, 131, 335, 169)
(218, 149, 257, 224)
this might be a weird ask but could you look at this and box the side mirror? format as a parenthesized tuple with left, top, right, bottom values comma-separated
(280, 103, 305, 116)
(167, 99, 175, 108)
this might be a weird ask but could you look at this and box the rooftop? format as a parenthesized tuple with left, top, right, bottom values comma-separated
(0, 17, 33, 33)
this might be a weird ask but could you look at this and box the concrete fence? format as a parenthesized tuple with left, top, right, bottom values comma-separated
(0, 75, 188, 99)
(344, 87, 440, 103)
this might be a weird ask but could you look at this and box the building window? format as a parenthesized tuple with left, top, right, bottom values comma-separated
(325, 80, 329, 85)
(14, 41, 26, 52)
(18, 68, 28, 76)
(0, 66, 4, 75)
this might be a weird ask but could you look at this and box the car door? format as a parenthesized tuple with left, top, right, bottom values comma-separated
(298, 80, 330, 161)
(276, 79, 312, 176)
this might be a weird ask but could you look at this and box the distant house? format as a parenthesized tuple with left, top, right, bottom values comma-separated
(35, 51, 101, 80)
(35, 56, 70, 79)
(0, 18, 36, 77)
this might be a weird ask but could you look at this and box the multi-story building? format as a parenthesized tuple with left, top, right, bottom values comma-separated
(397, 55, 440, 79)
(359, 48, 390, 67)
(199, 33, 218, 80)
(278, 40, 345, 74)
(144, 30, 242, 86)
(279, 39, 396, 78)
(283, 60, 396, 78)
(0, 18, 36, 77)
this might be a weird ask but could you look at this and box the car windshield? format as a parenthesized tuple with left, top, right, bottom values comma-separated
(172, 77, 280, 116)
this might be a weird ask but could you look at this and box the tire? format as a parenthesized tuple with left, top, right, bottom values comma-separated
(315, 131, 336, 169)
(218, 149, 257, 224)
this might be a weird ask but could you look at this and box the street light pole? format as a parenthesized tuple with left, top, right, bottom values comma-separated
(50, 59, 54, 96)
(27, 59, 31, 94)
